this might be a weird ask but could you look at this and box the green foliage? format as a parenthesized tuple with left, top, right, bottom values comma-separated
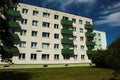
(91, 37, 120, 80)
(91, 50, 109, 68)
(0, 0, 20, 64)
(91, 37, 120, 68)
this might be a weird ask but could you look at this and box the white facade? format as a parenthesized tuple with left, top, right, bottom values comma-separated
(0, 3, 100, 65)
(93, 30, 107, 50)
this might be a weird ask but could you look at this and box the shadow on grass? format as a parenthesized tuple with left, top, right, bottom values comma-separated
(0, 70, 31, 80)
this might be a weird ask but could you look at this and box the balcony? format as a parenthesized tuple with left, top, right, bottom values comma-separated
(61, 49, 74, 55)
(86, 41, 95, 46)
(10, 34, 19, 41)
(61, 29, 73, 35)
(85, 32, 95, 37)
(8, 21, 19, 28)
(85, 24, 94, 29)
(0, 46, 18, 53)
(61, 39, 73, 45)
(61, 19, 72, 26)
(6, 9, 20, 17)
(87, 50, 96, 54)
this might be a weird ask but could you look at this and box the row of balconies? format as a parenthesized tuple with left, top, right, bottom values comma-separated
(0, 9, 20, 54)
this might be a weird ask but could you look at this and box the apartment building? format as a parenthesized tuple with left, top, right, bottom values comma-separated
(93, 30, 107, 50)
(0, 3, 106, 66)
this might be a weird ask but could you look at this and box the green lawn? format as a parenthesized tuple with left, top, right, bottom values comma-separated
(0, 66, 118, 80)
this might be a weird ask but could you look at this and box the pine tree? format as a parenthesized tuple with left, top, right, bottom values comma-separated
(0, 0, 20, 64)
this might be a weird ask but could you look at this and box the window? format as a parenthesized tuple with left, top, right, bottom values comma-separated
(42, 54, 49, 60)
(54, 44, 59, 49)
(21, 19, 27, 24)
(19, 54, 25, 60)
(54, 24, 59, 29)
(20, 30, 27, 36)
(33, 10, 38, 16)
(31, 54, 37, 60)
(43, 12, 50, 18)
(74, 55, 78, 60)
(72, 18, 76, 23)
(74, 45, 77, 49)
(80, 37, 84, 41)
(73, 36, 77, 40)
(31, 42, 37, 48)
(80, 28, 83, 33)
(42, 22, 50, 28)
(98, 33, 101, 36)
(32, 31, 37, 37)
(22, 8, 28, 14)
(79, 20, 83, 24)
(72, 27, 76, 32)
(99, 39, 101, 41)
(54, 54, 59, 60)
(63, 16, 68, 20)
(80, 45, 84, 50)
(42, 43, 50, 49)
(54, 15, 59, 19)
(32, 20, 38, 26)
(54, 34, 59, 39)
(63, 55, 70, 60)
(42, 32, 50, 38)
(86, 21, 90, 24)
(81, 55, 85, 60)
(19, 41, 26, 47)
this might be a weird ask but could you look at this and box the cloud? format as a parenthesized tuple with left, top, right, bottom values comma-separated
(100, 2, 120, 15)
(94, 2, 120, 27)
(41, 0, 96, 11)
(94, 11, 120, 26)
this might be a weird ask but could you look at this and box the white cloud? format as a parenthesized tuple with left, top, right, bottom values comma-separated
(94, 11, 120, 26)
(95, 2, 120, 27)
(42, 0, 96, 11)
(100, 2, 120, 15)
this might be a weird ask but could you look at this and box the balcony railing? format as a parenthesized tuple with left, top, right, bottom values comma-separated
(8, 21, 19, 28)
(61, 49, 74, 55)
(85, 24, 94, 29)
(61, 29, 73, 35)
(86, 41, 95, 46)
(61, 19, 72, 26)
(0, 46, 18, 53)
(61, 39, 73, 44)
(85, 32, 95, 37)
(6, 9, 20, 17)
(10, 34, 19, 40)
(87, 50, 96, 54)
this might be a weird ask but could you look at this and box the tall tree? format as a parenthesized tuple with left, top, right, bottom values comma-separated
(0, 0, 20, 64)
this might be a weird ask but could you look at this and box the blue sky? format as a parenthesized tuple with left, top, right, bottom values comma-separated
(21, 0, 120, 46)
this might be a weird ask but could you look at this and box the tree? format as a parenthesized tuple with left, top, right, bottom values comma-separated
(0, 0, 20, 64)
(91, 37, 120, 80)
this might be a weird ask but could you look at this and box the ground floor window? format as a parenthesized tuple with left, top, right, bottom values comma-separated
(81, 55, 85, 60)
(74, 55, 78, 60)
(54, 54, 59, 60)
(19, 53, 25, 60)
(42, 54, 49, 60)
(63, 55, 70, 60)
(31, 54, 37, 60)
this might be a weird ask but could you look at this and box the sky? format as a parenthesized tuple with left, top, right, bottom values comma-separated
(21, 0, 120, 46)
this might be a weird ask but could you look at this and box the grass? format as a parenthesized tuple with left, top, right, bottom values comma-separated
(0, 66, 119, 80)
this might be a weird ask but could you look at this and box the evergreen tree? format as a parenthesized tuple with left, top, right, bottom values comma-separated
(0, 0, 20, 64)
